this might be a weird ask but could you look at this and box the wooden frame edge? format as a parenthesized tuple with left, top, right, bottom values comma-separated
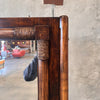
(60, 16, 68, 100)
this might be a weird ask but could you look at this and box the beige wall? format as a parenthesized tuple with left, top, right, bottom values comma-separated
(0, 0, 99, 100)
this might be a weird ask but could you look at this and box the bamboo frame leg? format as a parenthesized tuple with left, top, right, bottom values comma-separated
(60, 16, 68, 100)
(37, 40, 49, 100)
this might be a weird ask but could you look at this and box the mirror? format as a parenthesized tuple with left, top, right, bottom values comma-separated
(0, 40, 38, 100)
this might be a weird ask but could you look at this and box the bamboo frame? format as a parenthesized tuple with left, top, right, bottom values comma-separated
(0, 25, 49, 100)
(0, 16, 68, 100)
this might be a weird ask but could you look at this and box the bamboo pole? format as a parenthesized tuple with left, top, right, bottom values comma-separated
(60, 16, 68, 100)
(37, 40, 49, 100)
(0, 27, 36, 40)
(0, 26, 49, 40)
(0, 28, 14, 39)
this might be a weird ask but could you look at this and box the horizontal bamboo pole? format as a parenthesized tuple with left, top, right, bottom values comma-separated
(0, 25, 49, 40)
(0, 28, 14, 39)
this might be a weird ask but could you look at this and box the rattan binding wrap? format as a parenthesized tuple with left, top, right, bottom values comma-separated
(14, 27, 35, 39)
(37, 40, 49, 60)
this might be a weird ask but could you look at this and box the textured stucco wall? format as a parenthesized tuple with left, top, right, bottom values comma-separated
(0, 0, 99, 100)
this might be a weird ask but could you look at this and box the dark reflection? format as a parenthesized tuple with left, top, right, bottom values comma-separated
(0, 40, 38, 100)
(23, 56, 38, 81)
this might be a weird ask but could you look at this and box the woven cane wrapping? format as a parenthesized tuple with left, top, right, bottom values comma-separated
(14, 27, 35, 40)
(37, 40, 49, 60)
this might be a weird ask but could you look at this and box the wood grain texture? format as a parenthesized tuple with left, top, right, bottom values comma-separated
(44, 0, 63, 5)
(0, 25, 49, 40)
(37, 40, 49, 100)
(35, 25, 49, 40)
(60, 16, 68, 100)
(0, 28, 14, 39)
(0, 17, 60, 100)
(38, 60, 49, 100)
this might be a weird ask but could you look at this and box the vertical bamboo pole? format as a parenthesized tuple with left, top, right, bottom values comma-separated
(60, 16, 68, 100)
(37, 40, 49, 100)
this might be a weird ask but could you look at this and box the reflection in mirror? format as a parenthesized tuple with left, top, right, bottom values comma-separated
(0, 40, 38, 100)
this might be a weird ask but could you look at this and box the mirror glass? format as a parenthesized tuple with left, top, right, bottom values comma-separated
(0, 40, 38, 100)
